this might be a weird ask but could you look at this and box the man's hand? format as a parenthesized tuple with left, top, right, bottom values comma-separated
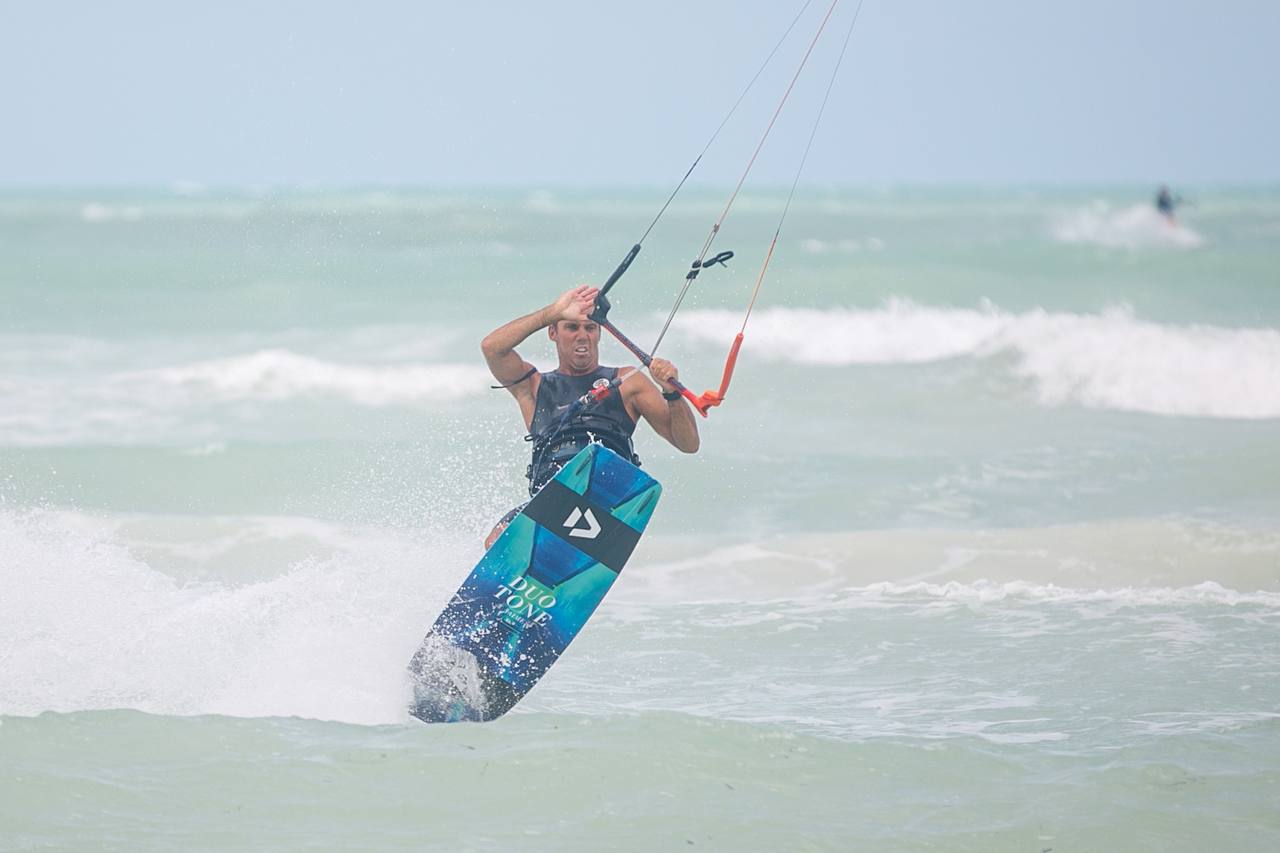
(550, 285, 599, 325)
(649, 357, 680, 393)
(627, 356, 699, 453)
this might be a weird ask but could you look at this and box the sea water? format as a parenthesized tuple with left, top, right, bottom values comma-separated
(1, 186, 1278, 851)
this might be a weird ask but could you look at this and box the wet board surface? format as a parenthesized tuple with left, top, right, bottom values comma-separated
(408, 445, 662, 722)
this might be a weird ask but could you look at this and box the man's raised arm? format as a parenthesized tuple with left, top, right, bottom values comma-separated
(481, 285, 598, 389)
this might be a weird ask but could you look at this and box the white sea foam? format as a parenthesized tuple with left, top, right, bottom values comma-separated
(853, 579, 1280, 609)
(1051, 201, 1204, 248)
(0, 509, 463, 723)
(170, 180, 207, 197)
(628, 520, 1280, 605)
(178, 442, 228, 456)
(80, 202, 143, 223)
(524, 189, 560, 213)
(674, 301, 1280, 419)
(116, 348, 489, 406)
(676, 301, 1008, 365)
(0, 331, 495, 444)
(799, 236, 884, 254)
(3, 509, 1276, 730)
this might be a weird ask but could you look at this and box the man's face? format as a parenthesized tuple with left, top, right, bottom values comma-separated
(549, 319, 601, 374)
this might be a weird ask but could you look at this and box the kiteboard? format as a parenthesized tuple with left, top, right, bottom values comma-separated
(407, 444, 661, 723)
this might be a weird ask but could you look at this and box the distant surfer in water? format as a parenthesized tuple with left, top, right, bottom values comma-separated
(480, 284, 700, 548)
(1155, 185, 1181, 224)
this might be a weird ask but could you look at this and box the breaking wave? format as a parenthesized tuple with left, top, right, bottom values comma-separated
(117, 349, 489, 406)
(675, 301, 1280, 419)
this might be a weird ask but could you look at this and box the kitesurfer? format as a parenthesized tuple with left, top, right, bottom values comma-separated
(1155, 185, 1181, 223)
(480, 284, 700, 548)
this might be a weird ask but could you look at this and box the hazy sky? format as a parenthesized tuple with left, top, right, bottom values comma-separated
(2, 0, 1276, 187)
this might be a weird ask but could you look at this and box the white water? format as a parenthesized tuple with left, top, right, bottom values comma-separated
(1051, 201, 1205, 248)
(676, 302, 1280, 418)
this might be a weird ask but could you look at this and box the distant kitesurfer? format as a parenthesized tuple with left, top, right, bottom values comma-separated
(1155, 185, 1181, 224)
(480, 284, 700, 548)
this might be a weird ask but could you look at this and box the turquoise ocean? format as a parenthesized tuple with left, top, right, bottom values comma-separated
(2, 186, 1278, 850)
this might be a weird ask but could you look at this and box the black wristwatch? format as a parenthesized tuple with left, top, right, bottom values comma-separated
(662, 389, 682, 402)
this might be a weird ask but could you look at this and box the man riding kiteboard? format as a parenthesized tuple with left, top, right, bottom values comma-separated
(480, 284, 700, 549)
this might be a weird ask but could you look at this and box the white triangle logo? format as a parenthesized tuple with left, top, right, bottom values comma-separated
(562, 506, 601, 540)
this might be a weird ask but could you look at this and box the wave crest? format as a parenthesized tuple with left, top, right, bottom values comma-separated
(675, 301, 1280, 419)
(117, 349, 489, 406)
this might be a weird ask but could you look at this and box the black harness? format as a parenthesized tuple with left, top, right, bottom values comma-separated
(525, 367, 639, 495)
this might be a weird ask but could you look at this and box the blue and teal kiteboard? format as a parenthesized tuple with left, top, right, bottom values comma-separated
(408, 444, 661, 723)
